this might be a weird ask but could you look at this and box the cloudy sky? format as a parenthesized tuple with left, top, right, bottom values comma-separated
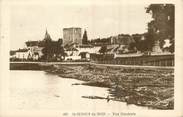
(9, 0, 152, 49)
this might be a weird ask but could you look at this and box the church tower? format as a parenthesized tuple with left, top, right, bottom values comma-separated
(43, 29, 52, 41)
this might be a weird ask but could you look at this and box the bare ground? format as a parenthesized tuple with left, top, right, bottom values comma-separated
(46, 64, 174, 110)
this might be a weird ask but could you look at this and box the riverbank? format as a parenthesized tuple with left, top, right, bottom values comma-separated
(10, 62, 174, 109)
(10, 62, 52, 70)
(47, 64, 174, 110)
(10, 62, 88, 70)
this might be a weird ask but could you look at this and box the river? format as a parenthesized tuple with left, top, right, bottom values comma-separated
(9, 70, 148, 111)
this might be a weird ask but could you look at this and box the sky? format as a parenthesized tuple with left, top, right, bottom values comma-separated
(9, 0, 152, 50)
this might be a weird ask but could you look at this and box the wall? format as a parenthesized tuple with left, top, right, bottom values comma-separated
(63, 27, 82, 45)
(15, 51, 31, 60)
(90, 54, 174, 66)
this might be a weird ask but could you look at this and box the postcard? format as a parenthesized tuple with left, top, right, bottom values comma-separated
(0, 0, 183, 117)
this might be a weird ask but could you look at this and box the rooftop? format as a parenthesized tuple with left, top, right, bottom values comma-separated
(26, 41, 39, 47)
(16, 48, 29, 52)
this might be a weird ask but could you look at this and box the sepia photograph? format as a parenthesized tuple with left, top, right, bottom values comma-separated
(0, 0, 183, 117)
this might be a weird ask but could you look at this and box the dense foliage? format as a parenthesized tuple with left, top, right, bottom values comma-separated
(42, 38, 65, 61)
(146, 4, 174, 52)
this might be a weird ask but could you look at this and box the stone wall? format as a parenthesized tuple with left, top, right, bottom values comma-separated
(90, 54, 174, 66)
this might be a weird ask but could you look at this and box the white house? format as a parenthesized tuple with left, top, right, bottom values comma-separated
(65, 44, 101, 60)
(15, 49, 32, 60)
(65, 48, 81, 60)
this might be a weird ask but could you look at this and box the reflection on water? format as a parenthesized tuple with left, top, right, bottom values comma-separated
(10, 70, 148, 110)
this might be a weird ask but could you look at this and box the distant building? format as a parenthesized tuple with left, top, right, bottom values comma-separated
(65, 48, 80, 60)
(90, 34, 134, 46)
(25, 30, 53, 60)
(110, 36, 118, 44)
(63, 27, 82, 46)
(25, 41, 44, 60)
(15, 49, 32, 60)
(65, 44, 101, 61)
(117, 34, 134, 45)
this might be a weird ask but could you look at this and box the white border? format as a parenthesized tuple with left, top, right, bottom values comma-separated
(0, 0, 183, 117)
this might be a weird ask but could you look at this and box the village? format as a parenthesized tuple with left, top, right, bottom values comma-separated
(10, 26, 174, 67)
(9, 4, 175, 66)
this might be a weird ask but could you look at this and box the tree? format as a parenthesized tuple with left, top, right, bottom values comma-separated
(82, 30, 88, 44)
(130, 34, 153, 52)
(99, 45, 107, 54)
(42, 38, 52, 60)
(146, 4, 174, 52)
(58, 38, 63, 45)
(55, 39, 65, 60)
(42, 29, 53, 61)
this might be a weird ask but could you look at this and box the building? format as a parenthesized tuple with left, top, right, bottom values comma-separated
(25, 41, 44, 60)
(10, 50, 17, 60)
(25, 30, 53, 60)
(15, 49, 32, 60)
(65, 48, 80, 60)
(63, 27, 82, 46)
(64, 44, 101, 61)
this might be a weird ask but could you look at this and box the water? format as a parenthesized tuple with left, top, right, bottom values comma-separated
(10, 70, 148, 110)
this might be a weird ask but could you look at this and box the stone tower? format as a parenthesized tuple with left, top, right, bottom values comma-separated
(63, 27, 82, 46)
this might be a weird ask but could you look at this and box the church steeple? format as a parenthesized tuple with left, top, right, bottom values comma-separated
(44, 28, 52, 41)
(45, 28, 48, 35)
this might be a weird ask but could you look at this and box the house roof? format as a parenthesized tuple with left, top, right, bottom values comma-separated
(80, 52, 89, 53)
(10, 50, 16, 55)
(79, 44, 93, 48)
(16, 49, 29, 52)
(107, 48, 113, 52)
(79, 52, 89, 55)
(34, 52, 39, 55)
(26, 41, 39, 47)
(66, 48, 78, 51)
(113, 46, 120, 52)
